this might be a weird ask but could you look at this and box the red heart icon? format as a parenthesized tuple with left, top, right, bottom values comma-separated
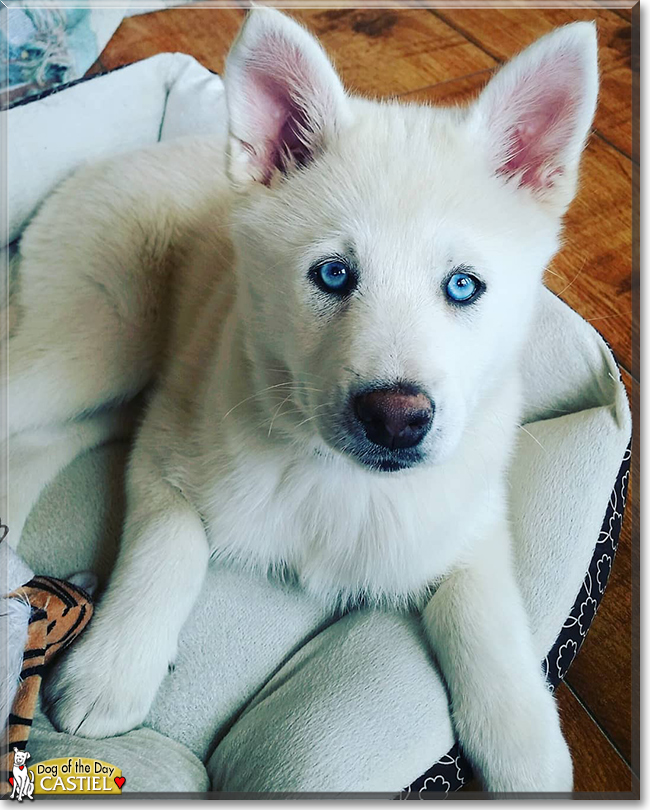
(114, 777, 126, 790)
(19, 766, 24, 771)
(8, 777, 14, 787)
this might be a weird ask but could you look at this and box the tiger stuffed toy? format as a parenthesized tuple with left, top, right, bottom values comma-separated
(1, 569, 94, 797)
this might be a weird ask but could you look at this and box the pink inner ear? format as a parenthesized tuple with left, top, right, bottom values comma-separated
(245, 68, 314, 183)
(241, 34, 324, 184)
(496, 58, 583, 191)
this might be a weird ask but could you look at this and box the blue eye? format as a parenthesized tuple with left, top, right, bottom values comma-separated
(445, 271, 482, 305)
(312, 259, 355, 295)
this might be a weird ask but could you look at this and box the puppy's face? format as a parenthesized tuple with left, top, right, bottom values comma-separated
(225, 10, 598, 472)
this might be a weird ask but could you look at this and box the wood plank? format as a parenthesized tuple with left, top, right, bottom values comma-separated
(99, 8, 246, 74)
(99, 9, 496, 104)
(398, 68, 493, 105)
(432, 8, 632, 158)
(101, 8, 496, 98)
(285, 9, 496, 96)
(631, 154, 640, 374)
(565, 368, 636, 765)
(556, 683, 636, 793)
(84, 57, 107, 79)
(608, 6, 634, 22)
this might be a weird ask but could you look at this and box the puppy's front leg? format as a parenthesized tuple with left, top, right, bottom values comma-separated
(44, 449, 209, 738)
(422, 517, 572, 794)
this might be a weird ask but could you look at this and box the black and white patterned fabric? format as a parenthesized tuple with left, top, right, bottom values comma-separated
(543, 443, 630, 689)
(401, 745, 473, 798)
(403, 443, 631, 796)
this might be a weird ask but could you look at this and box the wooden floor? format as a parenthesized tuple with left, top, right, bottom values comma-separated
(89, 3, 638, 796)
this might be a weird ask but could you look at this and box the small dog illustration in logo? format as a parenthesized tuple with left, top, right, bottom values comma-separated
(10, 749, 35, 801)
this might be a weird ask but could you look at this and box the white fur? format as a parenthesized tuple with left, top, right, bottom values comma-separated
(7, 9, 598, 793)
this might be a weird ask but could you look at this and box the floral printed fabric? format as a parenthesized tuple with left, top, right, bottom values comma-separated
(1, 4, 124, 109)
(542, 443, 631, 689)
(403, 443, 631, 796)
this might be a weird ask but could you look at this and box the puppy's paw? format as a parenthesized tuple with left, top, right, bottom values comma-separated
(43, 632, 168, 738)
(471, 691, 573, 794)
(485, 727, 572, 794)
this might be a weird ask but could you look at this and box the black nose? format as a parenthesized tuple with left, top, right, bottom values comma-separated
(353, 386, 434, 450)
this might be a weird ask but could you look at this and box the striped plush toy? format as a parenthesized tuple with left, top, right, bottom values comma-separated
(1, 542, 94, 798)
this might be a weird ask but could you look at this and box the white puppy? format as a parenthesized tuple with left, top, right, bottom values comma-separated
(8, 9, 598, 793)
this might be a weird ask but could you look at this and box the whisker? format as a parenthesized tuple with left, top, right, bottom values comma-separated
(256, 407, 305, 433)
(266, 368, 327, 381)
(267, 394, 293, 438)
(544, 267, 563, 279)
(267, 386, 323, 398)
(555, 258, 586, 297)
(519, 424, 547, 454)
(586, 313, 625, 323)
(221, 382, 318, 421)
(295, 414, 322, 430)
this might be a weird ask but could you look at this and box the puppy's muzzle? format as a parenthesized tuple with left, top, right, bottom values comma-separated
(353, 386, 434, 450)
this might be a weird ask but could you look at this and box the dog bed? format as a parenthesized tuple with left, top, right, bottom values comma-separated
(3, 53, 632, 795)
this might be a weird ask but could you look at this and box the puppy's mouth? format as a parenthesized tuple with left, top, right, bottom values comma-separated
(349, 448, 426, 473)
(312, 426, 426, 472)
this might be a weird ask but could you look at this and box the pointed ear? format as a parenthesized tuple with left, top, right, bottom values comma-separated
(224, 7, 351, 188)
(470, 22, 599, 212)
